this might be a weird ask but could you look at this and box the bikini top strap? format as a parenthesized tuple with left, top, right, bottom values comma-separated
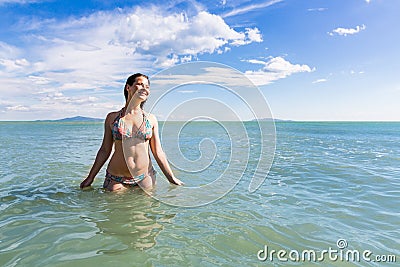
(141, 109, 147, 118)
(112, 108, 120, 123)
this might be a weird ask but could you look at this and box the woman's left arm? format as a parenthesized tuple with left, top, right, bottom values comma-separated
(149, 115, 184, 186)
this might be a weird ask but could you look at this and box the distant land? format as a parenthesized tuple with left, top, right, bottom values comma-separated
(35, 116, 103, 122)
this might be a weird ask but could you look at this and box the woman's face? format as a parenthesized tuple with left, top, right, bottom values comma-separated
(128, 76, 150, 101)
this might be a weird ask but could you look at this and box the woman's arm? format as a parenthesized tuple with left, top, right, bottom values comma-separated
(149, 115, 184, 186)
(80, 114, 114, 188)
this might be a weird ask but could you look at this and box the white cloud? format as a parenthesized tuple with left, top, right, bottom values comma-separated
(231, 27, 263, 45)
(350, 70, 365, 75)
(6, 105, 30, 111)
(307, 8, 327, 12)
(329, 24, 366, 36)
(180, 55, 193, 63)
(151, 66, 255, 88)
(0, 41, 30, 72)
(244, 56, 314, 86)
(28, 75, 52, 85)
(0, 0, 43, 4)
(151, 58, 314, 88)
(59, 82, 97, 90)
(39, 92, 98, 105)
(312, 78, 327, 84)
(114, 9, 261, 66)
(222, 0, 283, 18)
(249, 28, 263, 41)
(1, 6, 266, 119)
(4, 6, 264, 73)
(0, 58, 30, 71)
(0, 41, 22, 58)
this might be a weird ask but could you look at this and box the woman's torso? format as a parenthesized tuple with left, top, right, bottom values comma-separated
(107, 108, 153, 177)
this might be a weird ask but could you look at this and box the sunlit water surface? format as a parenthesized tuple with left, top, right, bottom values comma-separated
(0, 121, 399, 266)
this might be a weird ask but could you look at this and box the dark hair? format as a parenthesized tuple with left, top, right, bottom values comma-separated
(124, 73, 150, 109)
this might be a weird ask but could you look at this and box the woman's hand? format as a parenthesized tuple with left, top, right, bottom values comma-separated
(170, 176, 184, 186)
(80, 177, 94, 189)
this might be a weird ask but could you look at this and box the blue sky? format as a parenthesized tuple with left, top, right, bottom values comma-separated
(0, 0, 399, 121)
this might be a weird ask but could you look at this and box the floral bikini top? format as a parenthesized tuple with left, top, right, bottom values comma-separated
(112, 108, 153, 141)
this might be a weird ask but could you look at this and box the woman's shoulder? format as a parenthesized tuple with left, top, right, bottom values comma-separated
(146, 111, 157, 119)
(145, 112, 158, 125)
(105, 108, 123, 123)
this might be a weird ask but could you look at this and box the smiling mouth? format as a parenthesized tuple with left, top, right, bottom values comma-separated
(139, 90, 148, 96)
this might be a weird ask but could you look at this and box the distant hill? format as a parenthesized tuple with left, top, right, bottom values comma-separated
(36, 116, 103, 122)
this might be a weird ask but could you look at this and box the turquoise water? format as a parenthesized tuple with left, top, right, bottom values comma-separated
(0, 121, 399, 266)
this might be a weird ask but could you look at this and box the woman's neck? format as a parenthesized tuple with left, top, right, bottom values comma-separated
(125, 99, 142, 114)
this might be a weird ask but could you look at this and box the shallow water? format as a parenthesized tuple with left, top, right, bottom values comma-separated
(0, 121, 399, 266)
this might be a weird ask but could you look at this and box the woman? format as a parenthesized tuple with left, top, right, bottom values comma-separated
(80, 73, 183, 191)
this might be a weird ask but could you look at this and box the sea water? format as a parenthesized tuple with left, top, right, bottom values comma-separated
(0, 121, 399, 266)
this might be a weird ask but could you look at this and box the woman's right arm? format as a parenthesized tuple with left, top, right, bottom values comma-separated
(80, 114, 114, 189)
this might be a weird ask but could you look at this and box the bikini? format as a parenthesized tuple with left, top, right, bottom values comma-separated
(105, 108, 155, 187)
(104, 168, 156, 187)
(112, 108, 153, 141)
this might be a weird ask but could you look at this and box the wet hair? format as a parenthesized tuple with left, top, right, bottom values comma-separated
(124, 73, 150, 109)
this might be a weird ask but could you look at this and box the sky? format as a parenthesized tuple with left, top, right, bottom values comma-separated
(0, 0, 399, 121)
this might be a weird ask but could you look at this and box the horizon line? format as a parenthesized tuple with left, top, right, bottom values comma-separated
(1, 119, 400, 123)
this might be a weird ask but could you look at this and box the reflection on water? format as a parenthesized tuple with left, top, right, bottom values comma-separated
(89, 189, 176, 252)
